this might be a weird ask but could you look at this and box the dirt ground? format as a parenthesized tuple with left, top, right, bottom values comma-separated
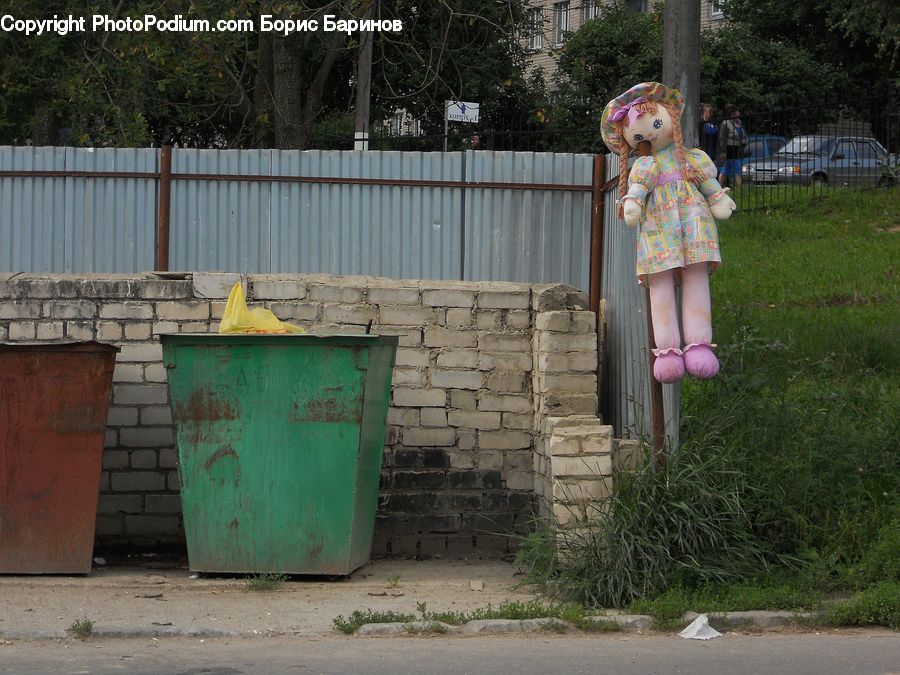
(0, 558, 539, 639)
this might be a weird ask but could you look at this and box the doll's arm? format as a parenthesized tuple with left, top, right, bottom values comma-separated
(690, 149, 735, 219)
(622, 156, 659, 226)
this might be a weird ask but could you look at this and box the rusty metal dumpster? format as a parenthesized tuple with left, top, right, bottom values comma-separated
(0, 341, 119, 574)
(161, 334, 397, 575)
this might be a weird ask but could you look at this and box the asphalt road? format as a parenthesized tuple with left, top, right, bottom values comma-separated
(2, 631, 898, 675)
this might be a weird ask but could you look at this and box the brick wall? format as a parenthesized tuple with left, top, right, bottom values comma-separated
(1, 272, 627, 558)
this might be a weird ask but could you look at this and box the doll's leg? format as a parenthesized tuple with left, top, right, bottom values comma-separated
(648, 269, 685, 383)
(681, 262, 720, 379)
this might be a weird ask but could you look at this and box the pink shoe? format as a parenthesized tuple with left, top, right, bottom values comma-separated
(653, 349, 685, 383)
(684, 343, 720, 379)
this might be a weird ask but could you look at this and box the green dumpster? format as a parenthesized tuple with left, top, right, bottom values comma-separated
(161, 334, 397, 575)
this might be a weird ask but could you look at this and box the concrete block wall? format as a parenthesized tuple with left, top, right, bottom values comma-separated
(1, 272, 621, 558)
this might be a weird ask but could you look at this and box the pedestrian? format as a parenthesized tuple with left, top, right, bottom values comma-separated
(699, 103, 718, 160)
(716, 103, 749, 188)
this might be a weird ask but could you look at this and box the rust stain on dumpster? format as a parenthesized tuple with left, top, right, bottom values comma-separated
(176, 389, 239, 422)
(0, 342, 119, 574)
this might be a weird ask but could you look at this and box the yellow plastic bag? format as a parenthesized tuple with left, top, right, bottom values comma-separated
(218, 282, 306, 334)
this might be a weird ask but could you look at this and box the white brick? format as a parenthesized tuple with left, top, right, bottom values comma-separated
(194, 273, 244, 299)
(144, 363, 168, 383)
(505, 472, 533, 491)
(66, 321, 94, 340)
(140, 406, 172, 426)
(478, 394, 532, 413)
(0, 300, 42, 319)
(395, 348, 430, 368)
(156, 301, 209, 321)
(402, 427, 457, 447)
(36, 321, 64, 340)
(118, 343, 163, 362)
(502, 412, 534, 430)
(423, 289, 475, 308)
(478, 430, 532, 450)
(152, 321, 179, 335)
(368, 287, 419, 305)
(424, 327, 476, 348)
(99, 302, 154, 320)
(476, 311, 503, 330)
(539, 393, 597, 416)
(97, 321, 123, 341)
(309, 285, 363, 303)
(392, 387, 446, 407)
(477, 290, 530, 309)
(552, 478, 613, 501)
(8, 321, 36, 340)
(322, 304, 376, 325)
(107, 406, 139, 427)
(120, 427, 175, 448)
(251, 279, 306, 300)
(420, 408, 448, 427)
(549, 436, 580, 456)
(505, 310, 531, 329)
(479, 333, 531, 352)
(113, 364, 144, 383)
(267, 302, 319, 321)
(387, 407, 420, 426)
(479, 352, 533, 372)
(448, 410, 501, 430)
(477, 450, 504, 470)
(114, 384, 168, 405)
(538, 333, 596, 353)
(571, 311, 596, 334)
(538, 352, 570, 373)
(46, 300, 97, 319)
(181, 321, 209, 333)
(552, 454, 613, 477)
(486, 372, 527, 393)
(450, 389, 477, 410)
(536, 312, 571, 332)
(436, 349, 479, 369)
(123, 323, 152, 341)
(569, 351, 598, 372)
(431, 369, 482, 390)
(392, 367, 426, 386)
(379, 305, 436, 326)
(538, 374, 596, 394)
(445, 308, 474, 328)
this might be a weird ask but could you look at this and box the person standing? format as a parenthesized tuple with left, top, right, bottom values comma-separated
(699, 103, 718, 160)
(716, 104, 748, 188)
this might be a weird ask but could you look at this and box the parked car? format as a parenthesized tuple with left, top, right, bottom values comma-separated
(742, 135, 889, 186)
(745, 134, 787, 161)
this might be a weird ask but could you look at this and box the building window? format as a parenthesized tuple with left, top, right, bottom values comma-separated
(582, 1, 598, 22)
(710, 0, 724, 18)
(625, 0, 646, 13)
(554, 1, 570, 45)
(528, 7, 543, 51)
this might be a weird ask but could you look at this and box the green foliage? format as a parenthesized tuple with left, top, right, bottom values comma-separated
(332, 609, 417, 634)
(245, 573, 287, 591)
(69, 617, 94, 638)
(517, 444, 771, 608)
(825, 582, 900, 630)
(849, 509, 900, 587)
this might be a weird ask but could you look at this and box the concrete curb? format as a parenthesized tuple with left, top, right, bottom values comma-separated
(352, 611, 818, 637)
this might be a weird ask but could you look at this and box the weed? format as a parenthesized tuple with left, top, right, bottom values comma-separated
(825, 581, 900, 630)
(70, 618, 94, 638)
(405, 621, 449, 635)
(245, 573, 287, 592)
(332, 610, 416, 634)
(386, 574, 400, 588)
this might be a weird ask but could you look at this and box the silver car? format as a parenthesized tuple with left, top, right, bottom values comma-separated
(743, 135, 889, 186)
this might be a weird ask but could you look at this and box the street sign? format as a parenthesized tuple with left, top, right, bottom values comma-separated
(446, 101, 480, 124)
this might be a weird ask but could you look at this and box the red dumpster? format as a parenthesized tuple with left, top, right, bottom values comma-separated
(0, 341, 119, 573)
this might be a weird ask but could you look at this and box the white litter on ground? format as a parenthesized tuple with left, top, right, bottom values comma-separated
(679, 614, 723, 640)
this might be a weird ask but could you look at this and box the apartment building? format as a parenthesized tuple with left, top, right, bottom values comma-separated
(525, 0, 725, 77)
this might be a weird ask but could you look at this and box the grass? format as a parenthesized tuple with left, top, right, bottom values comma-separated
(515, 188, 899, 629)
(69, 618, 94, 638)
(332, 600, 623, 634)
(245, 573, 288, 591)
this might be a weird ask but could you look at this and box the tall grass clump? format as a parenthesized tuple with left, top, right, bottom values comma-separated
(517, 441, 771, 608)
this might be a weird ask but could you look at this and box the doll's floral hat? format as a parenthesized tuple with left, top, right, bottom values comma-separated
(600, 82, 685, 153)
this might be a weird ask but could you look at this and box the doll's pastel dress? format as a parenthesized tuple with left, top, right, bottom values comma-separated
(624, 144, 725, 282)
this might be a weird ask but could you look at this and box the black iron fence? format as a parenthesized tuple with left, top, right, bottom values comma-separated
(308, 94, 899, 211)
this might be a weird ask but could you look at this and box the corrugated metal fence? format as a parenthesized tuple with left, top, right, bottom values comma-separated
(0, 146, 592, 288)
(0, 144, 675, 443)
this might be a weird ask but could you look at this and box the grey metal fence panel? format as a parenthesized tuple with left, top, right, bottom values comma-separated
(464, 151, 593, 287)
(0, 146, 157, 273)
(600, 152, 679, 446)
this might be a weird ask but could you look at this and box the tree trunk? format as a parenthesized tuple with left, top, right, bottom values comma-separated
(254, 29, 276, 148)
(272, 31, 305, 149)
(297, 30, 347, 149)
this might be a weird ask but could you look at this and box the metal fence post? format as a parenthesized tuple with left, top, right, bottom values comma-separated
(156, 145, 172, 271)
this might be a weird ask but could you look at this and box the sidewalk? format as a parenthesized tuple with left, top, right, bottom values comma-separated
(0, 558, 537, 640)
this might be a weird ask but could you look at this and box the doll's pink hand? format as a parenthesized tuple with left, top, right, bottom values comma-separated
(623, 199, 642, 226)
(709, 194, 736, 220)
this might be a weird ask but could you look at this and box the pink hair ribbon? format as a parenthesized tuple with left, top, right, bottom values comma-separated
(610, 97, 647, 126)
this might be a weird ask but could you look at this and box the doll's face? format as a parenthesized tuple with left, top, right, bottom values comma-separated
(624, 104, 674, 153)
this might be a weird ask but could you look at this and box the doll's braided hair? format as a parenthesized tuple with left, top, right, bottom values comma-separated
(614, 99, 704, 220)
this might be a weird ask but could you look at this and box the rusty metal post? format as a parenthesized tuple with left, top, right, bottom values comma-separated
(156, 145, 172, 271)
(590, 154, 606, 417)
(645, 289, 668, 470)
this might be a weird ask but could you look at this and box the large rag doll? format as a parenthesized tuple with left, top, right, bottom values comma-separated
(600, 82, 737, 383)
